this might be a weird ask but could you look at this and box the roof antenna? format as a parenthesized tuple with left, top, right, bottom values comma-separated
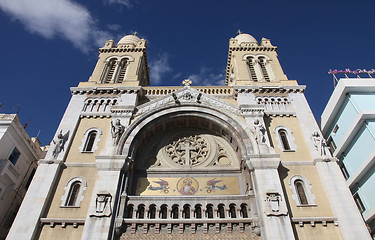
(36, 130, 41, 138)
(24, 119, 31, 129)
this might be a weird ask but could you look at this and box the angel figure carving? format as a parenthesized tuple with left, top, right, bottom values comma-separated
(52, 130, 70, 159)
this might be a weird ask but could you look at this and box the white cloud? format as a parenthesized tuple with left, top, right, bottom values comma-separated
(104, 0, 133, 7)
(187, 67, 225, 86)
(149, 53, 172, 85)
(107, 24, 121, 31)
(0, 0, 111, 53)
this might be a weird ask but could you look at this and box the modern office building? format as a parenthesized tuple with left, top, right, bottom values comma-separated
(321, 78, 375, 238)
(7, 33, 370, 240)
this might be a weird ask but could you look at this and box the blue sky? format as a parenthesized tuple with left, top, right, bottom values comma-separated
(0, 0, 374, 145)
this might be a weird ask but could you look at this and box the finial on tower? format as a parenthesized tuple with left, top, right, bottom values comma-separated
(133, 31, 138, 36)
(237, 29, 242, 35)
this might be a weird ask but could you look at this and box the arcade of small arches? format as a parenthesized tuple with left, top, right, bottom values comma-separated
(124, 202, 250, 220)
(82, 98, 118, 113)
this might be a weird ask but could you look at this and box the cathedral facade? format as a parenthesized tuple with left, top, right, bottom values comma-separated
(7, 33, 370, 240)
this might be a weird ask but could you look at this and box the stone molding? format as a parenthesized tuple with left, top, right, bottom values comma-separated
(64, 162, 97, 167)
(246, 155, 280, 170)
(80, 112, 112, 118)
(234, 85, 306, 95)
(40, 218, 85, 228)
(281, 161, 314, 166)
(111, 105, 134, 117)
(38, 159, 63, 165)
(291, 217, 338, 227)
(239, 104, 264, 117)
(70, 86, 142, 95)
(313, 157, 338, 165)
(134, 87, 241, 117)
(95, 155, 127, 171)
(99, 47, 146, 53)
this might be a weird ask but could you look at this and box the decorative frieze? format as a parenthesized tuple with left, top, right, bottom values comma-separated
(70, 86, 142, 95)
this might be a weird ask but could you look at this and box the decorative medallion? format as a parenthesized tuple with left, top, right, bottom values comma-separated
(165, 134, 208, 166)
(177, 177, 199, 195)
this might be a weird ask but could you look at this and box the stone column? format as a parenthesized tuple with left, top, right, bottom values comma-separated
(247, 155, 294, 240)
(81, 156, 126, 240)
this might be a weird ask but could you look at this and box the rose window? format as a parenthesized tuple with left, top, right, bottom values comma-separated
(165, 134, 208, 166)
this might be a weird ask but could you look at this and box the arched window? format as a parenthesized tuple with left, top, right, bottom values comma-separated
(206, 204, 213, 218)
(160, 205, 167, 219)
(84, 131, 97, 152)
(117, 59, 128, 83)
(194, 204, 202, 219)
(218, 204, 225, 218)
(66, 181, 81, 206)
(229, 204, 237, 218)
(79, 128, 102, 153)
(247, 57, 257, 81)
(137, 205, 145, 219)
(61, 177, 87, 207)
(274, 126, 297, 152)
(104, 59, 117, 83)
(125, 205, 134, 218)
(171, 205, 179, 219)
(289, 175, 316, 206)
(279, 130, 290, 151)
(240, 204, 248, 218)
(258, 57, 270, 81)
(148, 205, 156, 219)
(183, 204, 190, 219)
(295, 180, 308, 205)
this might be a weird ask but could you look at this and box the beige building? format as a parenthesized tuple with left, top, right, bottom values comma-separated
(7, 32, 370, 240)
(0, 114, 46, 240)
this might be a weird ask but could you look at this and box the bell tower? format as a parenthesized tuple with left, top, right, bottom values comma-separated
(88, 33, 150, 86)
(226, 31, 288, 86)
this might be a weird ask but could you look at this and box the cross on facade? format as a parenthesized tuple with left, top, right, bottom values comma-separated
(181, 140, 196, 165)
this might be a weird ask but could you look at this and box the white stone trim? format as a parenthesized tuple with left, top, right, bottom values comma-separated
(60, 176, 87, 207)
(79, 127, 102, 153)
(274, 126, 297, 151)
(289, 175, 316, 206)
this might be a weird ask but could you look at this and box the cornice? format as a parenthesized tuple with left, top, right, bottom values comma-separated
(71, 86, 142, 95)
(99, 47, 146, 53)
(229, 46, 277, 52)
(234, 85, 306, 94)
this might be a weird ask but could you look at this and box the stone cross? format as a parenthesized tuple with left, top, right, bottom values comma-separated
(237, 29, 242, 35)
(182, 79, 192, 86)
(181, 140, 196, 165)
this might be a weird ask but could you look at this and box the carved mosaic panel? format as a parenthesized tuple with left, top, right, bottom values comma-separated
(135, 176, 240, 196)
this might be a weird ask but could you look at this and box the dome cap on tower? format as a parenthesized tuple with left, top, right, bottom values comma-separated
(117, 32, 141, 45)
(234, 31, 258, 44)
